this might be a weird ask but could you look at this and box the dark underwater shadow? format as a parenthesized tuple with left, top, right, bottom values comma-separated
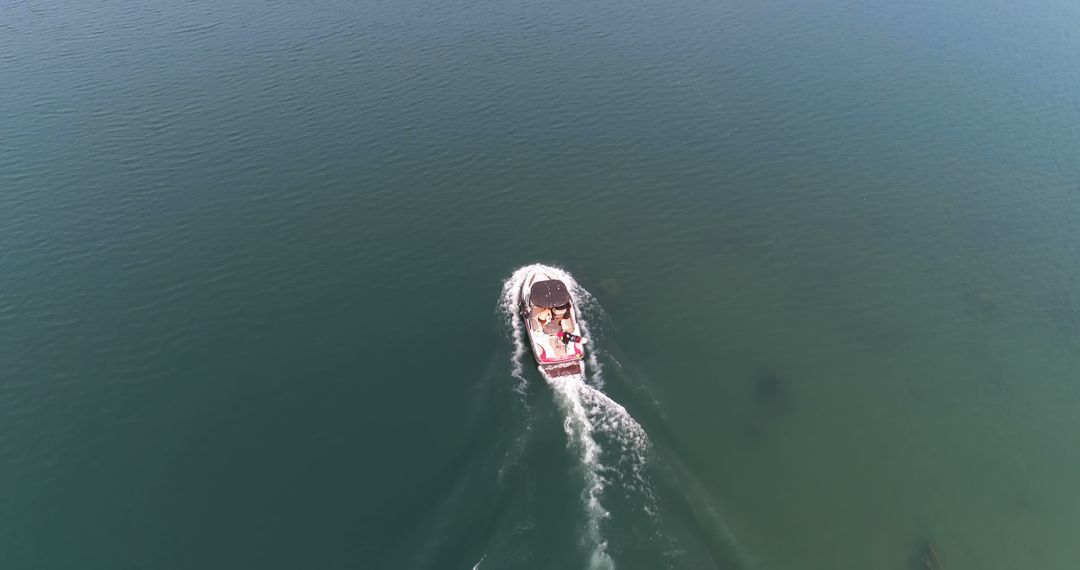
(909, 538, 944, 570)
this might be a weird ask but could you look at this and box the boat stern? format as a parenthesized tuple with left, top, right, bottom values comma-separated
(540, 361, 583, 378)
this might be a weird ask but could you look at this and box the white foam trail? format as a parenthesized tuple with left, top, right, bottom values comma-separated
(500, 264, 655, 569)
(545, 373, 614, 570)
(577, 384, 654, 503)
(471, 554, 486, 570)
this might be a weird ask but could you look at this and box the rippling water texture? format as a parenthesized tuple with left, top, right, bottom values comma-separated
(3, 0, 1080, 568)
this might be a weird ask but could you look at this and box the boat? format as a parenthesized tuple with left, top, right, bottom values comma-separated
(519, 269, 587, 377)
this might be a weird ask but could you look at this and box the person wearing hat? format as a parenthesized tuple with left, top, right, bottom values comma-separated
(553, 304, 569, 322)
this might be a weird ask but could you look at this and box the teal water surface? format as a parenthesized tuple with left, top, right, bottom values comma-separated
(3, 0, 1080, 568)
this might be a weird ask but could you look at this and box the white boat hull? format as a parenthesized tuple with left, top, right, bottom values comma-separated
(519, 269, 586, 377)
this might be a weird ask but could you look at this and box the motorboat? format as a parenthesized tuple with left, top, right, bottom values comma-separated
(519, 269, 587, 377)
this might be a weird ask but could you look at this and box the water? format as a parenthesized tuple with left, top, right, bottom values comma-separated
(3, 0, 1080, 568)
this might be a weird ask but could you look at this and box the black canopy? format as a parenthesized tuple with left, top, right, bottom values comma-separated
(529, 279, 571, 308)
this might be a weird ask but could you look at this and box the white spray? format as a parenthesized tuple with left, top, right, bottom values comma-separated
(499, 265, 537, 393)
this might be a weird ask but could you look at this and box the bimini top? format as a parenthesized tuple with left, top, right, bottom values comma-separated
(529, 279, 572, 308)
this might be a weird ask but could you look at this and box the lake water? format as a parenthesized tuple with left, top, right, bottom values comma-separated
(3, 0, 1080, 568)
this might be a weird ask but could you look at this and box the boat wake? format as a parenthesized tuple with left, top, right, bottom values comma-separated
(498, 266, 535, 393)
(499, 264, 653, 570)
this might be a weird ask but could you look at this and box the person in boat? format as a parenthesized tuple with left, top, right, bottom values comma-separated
(551, 304, 586, 344)
(553, 304, 571, 327)
(539, 307, 562, 335)
(536, 308, 556, 333)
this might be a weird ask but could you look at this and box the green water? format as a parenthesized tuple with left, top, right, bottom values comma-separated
(3, 0, 1080, 568)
